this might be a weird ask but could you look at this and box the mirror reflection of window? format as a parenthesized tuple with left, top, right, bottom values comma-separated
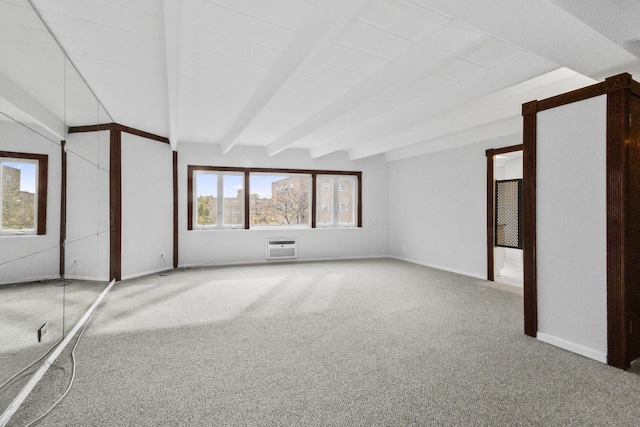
(1, 158, 38, 234)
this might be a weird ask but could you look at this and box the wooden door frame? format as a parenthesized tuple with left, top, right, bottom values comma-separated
(486, 144, 523, 281)
(522, 73, 640, 369)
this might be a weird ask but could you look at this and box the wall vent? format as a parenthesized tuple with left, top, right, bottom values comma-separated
(266, 238, 297, 260)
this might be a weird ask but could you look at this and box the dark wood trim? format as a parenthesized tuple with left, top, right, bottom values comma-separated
(1, 150, 49, 235)
(173, 151, 178, 269)
(69, 123, 169, 144)
(486, 149, 495, 281)
(625, 93, 640, 363)
(493, 144, 524, 156)
(36, 154, 47, 236)
(110, 130, 122, 281)
(537, 81, 608, 112)
(522, 73, 640, 369)
(188, 165, 362, 176)
(73, 123, 171, 280)
(485, 144, 523, 281)
(605, 85, 628, 369)
(522, 100, 538, 337)
(244, 171, 250, 230)
(187, 165, 194, 230)
(60, 142, 67, 276)
(115, 124, 170, 144)
(68, 123, 115, 133)
(188, 166, 363, 230)
(311, 174, 317, 228)
(533, 73, 638, 113)
(356, 172, 363, 228)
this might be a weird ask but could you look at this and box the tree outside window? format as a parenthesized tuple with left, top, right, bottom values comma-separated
(250, 174, 310, 226)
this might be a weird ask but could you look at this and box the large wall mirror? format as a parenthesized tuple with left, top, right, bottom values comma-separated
(0, 0, 111, 415)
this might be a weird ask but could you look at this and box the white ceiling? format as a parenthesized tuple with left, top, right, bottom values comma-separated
(3, 0, 640, 161)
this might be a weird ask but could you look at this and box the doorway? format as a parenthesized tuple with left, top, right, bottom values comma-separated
(486, 145, 523, 287)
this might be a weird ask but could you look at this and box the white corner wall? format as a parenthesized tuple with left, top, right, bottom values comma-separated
(178, 143, 389, 267)
(536, 95, 608, 362)
(64, 130, 110, 281)
(504, 155, 523, 179)
(388, 140, 499, 279)
(121, 133, 174, 279)
(0, 120, 61, 285)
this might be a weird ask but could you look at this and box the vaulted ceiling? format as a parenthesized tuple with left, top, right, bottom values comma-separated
(4, 0, 640, 161)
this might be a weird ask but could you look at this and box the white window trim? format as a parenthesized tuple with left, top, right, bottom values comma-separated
(193, 171, 244, 230)
(317, 175, 357, 228)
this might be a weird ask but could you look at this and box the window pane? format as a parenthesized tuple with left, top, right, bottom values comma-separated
(1, 160, 37, 232)
(316, 175, 357, 227)
(338, 177, 356, 225)
(223, 174, 243, 226)
(250, 174, 310, 226)
(316, 176, 334, 226)
(195, 172, 217, 226)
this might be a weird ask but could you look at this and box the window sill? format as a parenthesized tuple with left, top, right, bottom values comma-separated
(0, 230, 38, 236)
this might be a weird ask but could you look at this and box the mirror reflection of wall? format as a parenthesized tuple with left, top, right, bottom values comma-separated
(0, 0, 111, 415)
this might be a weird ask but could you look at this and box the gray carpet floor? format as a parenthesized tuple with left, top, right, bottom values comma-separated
(7, 258, 640, 426)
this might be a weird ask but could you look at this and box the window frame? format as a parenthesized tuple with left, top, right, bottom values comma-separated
(317, 174, 358, 227)
(192, 170, 245, 229)
(249, 172, 312, 228)
(0, 151, 48, 236)
(187, 166, 361, 230)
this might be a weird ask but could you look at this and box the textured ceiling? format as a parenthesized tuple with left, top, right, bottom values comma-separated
(3, 0, 640, 161)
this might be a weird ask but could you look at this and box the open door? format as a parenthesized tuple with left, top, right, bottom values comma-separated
(486, 145, 523, 286)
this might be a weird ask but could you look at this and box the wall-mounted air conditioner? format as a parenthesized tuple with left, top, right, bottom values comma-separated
(266, 238, 298, 260)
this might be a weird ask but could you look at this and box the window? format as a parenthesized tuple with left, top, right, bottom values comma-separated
(0, 151, 47, 235)
(250, 173, 311, 227)
(193, 170, 244, 229)
(316, 175, 358, 227)
(316, 176, 333, 226)
(188, 166, 361, 230)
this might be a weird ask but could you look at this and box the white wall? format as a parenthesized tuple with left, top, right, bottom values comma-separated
(0, 120, 61, 285)
(536, 95, 608, 362)
(121, 133, 174, 280)
(64, 130, 110, 280)
(178, 143, 389, 267)
(388, 140, 498, 279)
(504, 155, 523, 179)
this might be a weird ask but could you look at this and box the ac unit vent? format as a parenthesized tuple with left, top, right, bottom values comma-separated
(266, 238, 298, 260)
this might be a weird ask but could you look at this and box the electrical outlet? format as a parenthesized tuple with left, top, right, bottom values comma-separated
(37, 323, 48, 342)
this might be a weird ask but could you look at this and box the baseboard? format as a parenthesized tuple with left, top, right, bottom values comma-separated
(178, 254, 390, 270)
(120, 266, 173, 281)
(537, 332, 607, 363)
(0, 274, 61, 287)
(64, 274, 110, 282)
(390, 256, 485, 280)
